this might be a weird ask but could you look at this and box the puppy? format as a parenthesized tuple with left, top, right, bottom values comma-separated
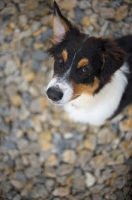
(46, 1, 132, 126)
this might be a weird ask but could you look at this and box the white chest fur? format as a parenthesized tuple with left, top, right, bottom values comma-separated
(64, 64, 129, 126)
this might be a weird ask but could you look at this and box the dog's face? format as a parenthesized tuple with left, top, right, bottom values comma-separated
(46, 2, 126, 105)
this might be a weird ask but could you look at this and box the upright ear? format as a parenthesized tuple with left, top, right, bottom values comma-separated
(52, 1, 72, 44)
(99, 38, 127, 84)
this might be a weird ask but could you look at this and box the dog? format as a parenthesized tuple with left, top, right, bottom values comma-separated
(46, 1, 132, 126)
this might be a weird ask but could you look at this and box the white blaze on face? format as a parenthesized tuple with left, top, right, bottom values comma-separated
(47, 76, 73, 105)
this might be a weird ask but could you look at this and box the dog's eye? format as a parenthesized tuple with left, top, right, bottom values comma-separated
(57, 58, 63, 64)
(81, 67, 88, 73)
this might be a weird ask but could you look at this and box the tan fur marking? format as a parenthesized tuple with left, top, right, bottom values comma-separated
(62, 50, 68, 62)
(71, 77, 99, 100)
(78, 58, 89, 68)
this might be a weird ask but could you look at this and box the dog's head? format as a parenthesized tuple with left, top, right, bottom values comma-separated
(46, 1, 127, 105)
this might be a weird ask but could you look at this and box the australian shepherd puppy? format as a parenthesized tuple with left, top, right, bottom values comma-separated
(46, 1, 132, 126)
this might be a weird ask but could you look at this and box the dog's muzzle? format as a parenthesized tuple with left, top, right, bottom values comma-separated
(46, 86, 63, 102)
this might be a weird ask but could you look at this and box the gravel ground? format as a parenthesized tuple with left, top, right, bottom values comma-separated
(0, 0, 132, 199)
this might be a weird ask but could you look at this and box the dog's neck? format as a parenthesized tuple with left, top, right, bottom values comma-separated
(65, 62, 129, 125)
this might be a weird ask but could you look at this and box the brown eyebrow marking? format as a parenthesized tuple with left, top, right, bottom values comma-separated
(78, 58, 89, 68)
(62, 50, 68, 62)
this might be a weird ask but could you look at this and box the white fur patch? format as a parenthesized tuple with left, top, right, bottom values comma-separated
(47, 77, 73, 105)
(64, 63, 129, 126)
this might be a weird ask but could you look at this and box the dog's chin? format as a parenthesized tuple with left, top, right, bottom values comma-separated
(51, 100, 68, 106)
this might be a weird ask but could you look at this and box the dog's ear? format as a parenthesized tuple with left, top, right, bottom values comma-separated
(99, 38, 127, 84)
(52, 1, 72, 44)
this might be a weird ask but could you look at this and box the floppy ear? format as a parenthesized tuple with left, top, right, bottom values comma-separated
(52, 1, 72, 44)
(100, 38, 127, 84)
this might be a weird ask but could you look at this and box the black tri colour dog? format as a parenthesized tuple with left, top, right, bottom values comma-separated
(46, 1, 132, 126)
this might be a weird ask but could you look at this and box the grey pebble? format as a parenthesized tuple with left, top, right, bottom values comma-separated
(32, 50, 48, 61)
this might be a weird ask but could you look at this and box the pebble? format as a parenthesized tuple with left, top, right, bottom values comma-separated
(62, 150, 77, 164)
(84, 135, 96, 150)
(119, 118, 132, 131)
(99, 8, 115, 20)
(53, 187, 70, 197)
(115, 5, 129, 21)
(5, 60, 17, 76)
(60, 0, 77, 10)
(85, 172, 96, 187)
(32, 50, 48, 61)
(97, 128, 114, 144)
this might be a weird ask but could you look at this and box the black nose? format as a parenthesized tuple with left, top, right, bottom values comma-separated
(47, 86, 63, 102)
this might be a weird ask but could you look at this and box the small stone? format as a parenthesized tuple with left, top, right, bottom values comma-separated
(22, 68, 35, 82)
(62, 150, 76, 164)
(31, 60, 41, 71)
(38, 131, 52, 142)
(85, 172, 96, 187)
(119, 118, 132, 131)
(30, 99, 42, 113)
(32, 50, 48, 61)
(5, 60, 17, 75)
(4, 27, 13, 35)
(11, 180, 24, 189)
(31, 184, 48, 198)
(115, 5, 128, 21)
(57, 164, 74, 176)
(60, 0, 77, 10)
(112, 176, 125, 189)
(78, 150, 93, 168)
(84, 135, 96, 150)
(115, 154, 124, 165)
(0, 2, 4, 10)
(39, 140, 52, 152)
(81, 16, 90, 27)
(53, 187, 70, 197)
(26, 0, 38, 10)
(19, 15, 28, 28)
(31, 21, 41, 32)
(10, 94, 22, 107)
(25, 166, 41, 178)
(46, 154, 57, 166)
(99, 8, 115, 20)
(63, 132, 73, 139)
(44, 167, 57, 178)
(4, 139, 17, 150)
(98, 128, 113, 144)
